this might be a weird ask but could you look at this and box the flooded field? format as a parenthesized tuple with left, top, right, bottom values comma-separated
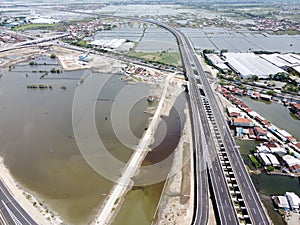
(96, 4, 197, 17)
(181, 27, 300, 53)
(0, 55, 186, 225)
(93, 24, 144, 42)
(135, 27, 178, 52)
(93, 24, 178, 53)
(0, 56, 156, 225)
(112, 92, 187, 225)
(93, 24, 300, 54)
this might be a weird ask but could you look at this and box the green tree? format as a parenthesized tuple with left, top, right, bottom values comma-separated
(267, 90, 276, 96)
(221, 49, 228, 54)
(252, 75, 259, 81)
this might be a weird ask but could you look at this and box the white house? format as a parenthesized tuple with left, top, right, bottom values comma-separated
(285, 192, 300, 210)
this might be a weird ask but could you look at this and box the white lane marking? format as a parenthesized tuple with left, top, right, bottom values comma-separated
(0, 210, 9, 225)
(2, 200, 19, 225)
(0, 185, 33, 225)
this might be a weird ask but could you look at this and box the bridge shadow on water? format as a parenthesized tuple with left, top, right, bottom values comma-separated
(133, 92, 188, 184)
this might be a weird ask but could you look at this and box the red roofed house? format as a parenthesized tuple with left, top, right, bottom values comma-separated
(290, 164, 300, 173)
(245, 108, 252, 113)
(229, 112, 240, 117)
(254, 127, 268, 140)
(232, 118, 254, 128)
(248, 128, 256, 139)
(293, 142, 300, 152)
(287, 136, 297, 142)
(290, 103, 300, 116)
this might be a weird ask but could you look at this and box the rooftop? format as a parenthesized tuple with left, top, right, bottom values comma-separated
(233, 118, 252, 123)
(274, 196, 290, 209)
(223, 52, 285, 79)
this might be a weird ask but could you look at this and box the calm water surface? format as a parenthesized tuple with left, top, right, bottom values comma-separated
(241, 97, 300, 140)
(0, 57, 155, 225)
(113, 92, 187, 225)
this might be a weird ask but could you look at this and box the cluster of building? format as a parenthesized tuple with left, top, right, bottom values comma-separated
(223, 82, 300, 117)
(206, 52, 300, 82)
(250, 18, 300, 33)
(0, 16, 25, 28)
(122, 64, 165, 84)
(0, 32, 26, 45)
(67, 20, 114, 40)
(1, 15, 60, 28)
(175, 15, 236, 29)
(222, 86, 298, 143)
(226, 86, 274, 101)
(255, 142, 300, 173)
(220, 86, 300, 174)
(273, 192, 300, 211)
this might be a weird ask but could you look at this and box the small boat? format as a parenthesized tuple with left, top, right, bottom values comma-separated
(147, 96, 154, 102)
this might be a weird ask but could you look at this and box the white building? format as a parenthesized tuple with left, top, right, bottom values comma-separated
(256, 145, 271, 153)
(269, 147, 287, 156)
(30, 17, 60, 24)
(258, 153, 272, 166)
(285, 192, 300, 210)
(260, 53, 300, 69)
(266, 154, 280, 167)
(273, 195, 290, 210)
(223, 53, 285, 79)
(206, 54, 229, 72)
(90, 39, 127, 50)
(282, 155, 300, 167)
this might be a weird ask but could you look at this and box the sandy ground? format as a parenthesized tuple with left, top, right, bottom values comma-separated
(52, 46, 124, 73)
(0, 157, 62, 225)
(197, 56, 219, 79)
(285, 211, 300, 225)
(0, 47, 47, 68)
(155, 78, 194, 225)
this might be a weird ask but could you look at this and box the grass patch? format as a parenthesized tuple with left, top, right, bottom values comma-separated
(13, 23, 59, 31)
(249, 154, 262, 168)
(70, 40, 90, 48)
(127, 51, 182, 67)
(114, 198, 120, 205)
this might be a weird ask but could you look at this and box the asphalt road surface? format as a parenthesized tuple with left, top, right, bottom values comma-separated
(0, 180, 38, 225)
